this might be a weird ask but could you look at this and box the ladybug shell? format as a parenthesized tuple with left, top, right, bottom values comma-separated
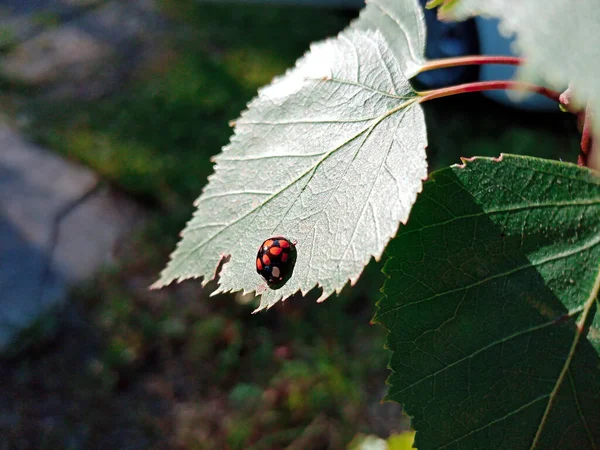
(256, 236, 297, 288)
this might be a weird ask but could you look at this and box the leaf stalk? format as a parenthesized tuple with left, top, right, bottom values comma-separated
(578, 109, 593, 167)
(418, 80, 564, 106)
(419, 55, 523, 72)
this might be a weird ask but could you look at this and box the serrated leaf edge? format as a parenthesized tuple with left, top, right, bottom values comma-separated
(153, 28, 428, 311)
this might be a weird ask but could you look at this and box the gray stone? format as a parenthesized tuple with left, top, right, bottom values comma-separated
(0, 0, 106, 49)
(0, 123, 146, 353)
(76, 1, 151, 44)
(60, 0, 106, 7)
(0, 216, 66, 351)
(53, 186, 146, 283)
(0, 123, 98, 248)
(0, 13, 40, 48)
(0, 0, 106, 18)
(0, 0, 169, 98)
(73, 0, 166, 48)
(0, 25, 114, 87)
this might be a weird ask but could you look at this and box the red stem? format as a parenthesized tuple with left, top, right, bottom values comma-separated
(419, 55, 523, 73)
(418, 80, 564, 105)
(579, 110, 592, 166)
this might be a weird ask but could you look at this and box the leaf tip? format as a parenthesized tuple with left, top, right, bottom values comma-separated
(148, 279, 164, 291)
(425, 0, 444, 9)
(371, 313, 383, 326)
(380, 394, 392, 404)
(149, 272, 176, 291)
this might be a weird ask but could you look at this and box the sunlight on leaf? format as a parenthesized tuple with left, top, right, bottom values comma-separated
(153, 22, 428, 310)
(379, 155, 600, 449)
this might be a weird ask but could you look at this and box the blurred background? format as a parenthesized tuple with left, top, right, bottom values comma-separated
(0, 0, 580, 448)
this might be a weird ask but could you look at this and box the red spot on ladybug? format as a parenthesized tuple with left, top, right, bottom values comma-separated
(256, 236, 297, 288)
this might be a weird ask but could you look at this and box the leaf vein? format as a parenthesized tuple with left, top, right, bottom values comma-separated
(529, 264, 600, 449)
(391, 306, 584, 397)
(400, 198, 600, 237)
(380, 232, 600, 318)
(437, 394, 550, 449)
(309, 77, 409, 100)
(567, 369, 597, 449)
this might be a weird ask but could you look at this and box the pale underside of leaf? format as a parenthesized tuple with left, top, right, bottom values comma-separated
(441, 0, 600, 163)
(351, 0, 426, 79)
(379, 156, 600, 449)
(153, 29, 428, 311)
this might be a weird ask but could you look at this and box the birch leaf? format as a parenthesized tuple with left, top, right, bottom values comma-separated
(153, 28, 428, 311)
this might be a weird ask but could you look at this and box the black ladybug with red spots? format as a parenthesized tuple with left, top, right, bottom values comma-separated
(256, 236, 297, 288)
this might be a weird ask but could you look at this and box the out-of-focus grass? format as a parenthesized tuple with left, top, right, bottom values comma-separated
(61, 257, 390, 449)
(30, 1, 351, 210)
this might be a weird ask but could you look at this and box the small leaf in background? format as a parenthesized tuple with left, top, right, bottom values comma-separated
(154, 16, 429, 310)
(348, 434, 388, 450)
(439, 0, 600, 166)
(378, 155, 600, 449)
(388, 431, 417, 450)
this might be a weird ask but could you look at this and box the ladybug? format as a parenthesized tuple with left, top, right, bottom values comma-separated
(256, 236, 297, 288)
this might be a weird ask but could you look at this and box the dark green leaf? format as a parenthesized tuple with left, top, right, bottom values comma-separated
(379, 155, 600, 449)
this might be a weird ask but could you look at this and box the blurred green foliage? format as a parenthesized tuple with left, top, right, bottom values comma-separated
(70, 256, 389, 448)
(31, 1, 350, 210)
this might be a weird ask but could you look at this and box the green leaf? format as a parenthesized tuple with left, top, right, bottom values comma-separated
(153, 25, 428, 310)
(351, 0, 426, 78)
(378, 155, 600, 449)
(440, 0, 600, 164)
